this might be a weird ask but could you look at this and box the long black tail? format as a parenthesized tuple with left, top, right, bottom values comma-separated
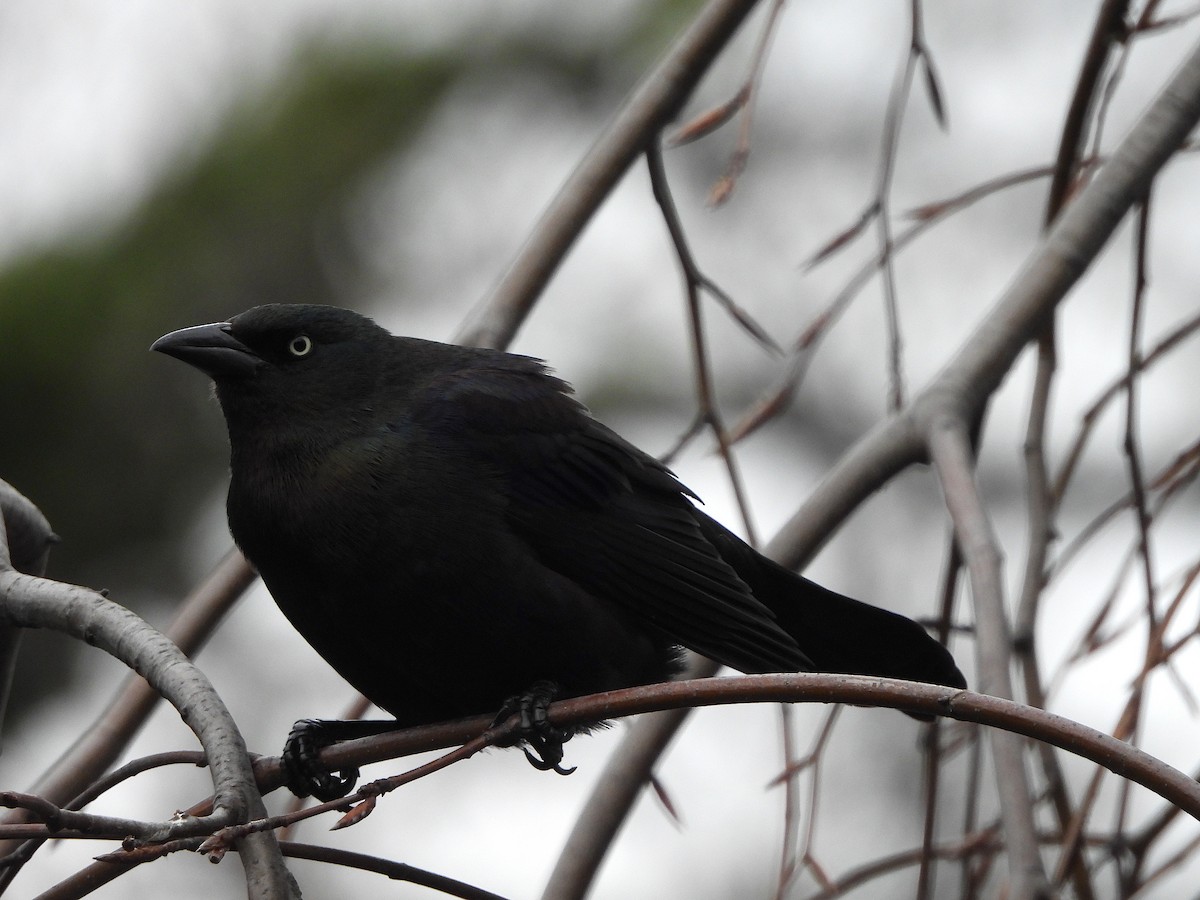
(698, 514, 966, 690)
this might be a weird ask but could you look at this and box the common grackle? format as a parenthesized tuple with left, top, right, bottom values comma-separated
(153, 304, 965, 796)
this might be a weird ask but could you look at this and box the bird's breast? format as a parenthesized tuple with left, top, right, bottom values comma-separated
(226, 431, 509, 583)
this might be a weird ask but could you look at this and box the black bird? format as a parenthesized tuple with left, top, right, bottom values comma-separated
(153, 304, 965, 795)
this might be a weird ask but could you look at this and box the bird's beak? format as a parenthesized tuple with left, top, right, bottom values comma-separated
(151, 322, 263, 379)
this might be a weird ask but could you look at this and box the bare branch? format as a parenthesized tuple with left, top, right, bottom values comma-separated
(703, 0, 786, 206)
(0, 480, 54, 784)
(0, 536, 291, 896)
(455, 0, 766, 350)
(8, 550, 254, 814)
(279, 675, 1200, 825)
(772, 29, 1200, 573)
(646, 142, 761, 544)
(277, 841, 509, 900)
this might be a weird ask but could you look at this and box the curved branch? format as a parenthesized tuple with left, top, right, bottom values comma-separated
(557, 676, 1200, 818)
(0, 548, 255, 890)
(18, 550, 254, 812)
(0, 576, 245, 828)
(243, 674, 1200, 827)
(277, 841, 508, 900)
(0, 566, 292, 896)
(454, 0, 765, 349)
(0, 480, 54, 764)
(23, 674, 1200, 896)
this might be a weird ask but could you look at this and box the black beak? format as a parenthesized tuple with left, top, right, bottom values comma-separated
(151, 322, 263, 379)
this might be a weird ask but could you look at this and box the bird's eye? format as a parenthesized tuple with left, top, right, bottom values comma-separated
(287, 334, 313, 358)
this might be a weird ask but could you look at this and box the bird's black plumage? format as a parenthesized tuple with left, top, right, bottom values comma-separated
(153, 304, 965, 749)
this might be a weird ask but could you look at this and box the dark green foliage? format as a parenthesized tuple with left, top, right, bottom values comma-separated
(0, 48, 458, 590)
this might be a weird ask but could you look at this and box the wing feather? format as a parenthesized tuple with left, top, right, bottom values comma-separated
(408, 358, 810, 673)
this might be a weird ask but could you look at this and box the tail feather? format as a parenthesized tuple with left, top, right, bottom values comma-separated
(697, 513, 966, 690)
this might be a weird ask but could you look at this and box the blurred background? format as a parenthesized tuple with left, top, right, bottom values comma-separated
(1, 1, 1199, 897)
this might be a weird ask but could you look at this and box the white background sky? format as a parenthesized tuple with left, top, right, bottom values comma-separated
(2, 2, 1200, 898)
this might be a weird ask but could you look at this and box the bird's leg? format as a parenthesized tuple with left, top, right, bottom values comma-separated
(281, 718, 399, 801)
(494, 680, 576, 775)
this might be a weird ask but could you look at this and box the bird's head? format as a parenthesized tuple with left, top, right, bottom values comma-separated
(152, 304, 391, 436)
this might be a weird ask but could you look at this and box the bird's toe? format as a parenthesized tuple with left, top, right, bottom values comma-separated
(495, 680, 577, 776)
(281, 718, 362, 801)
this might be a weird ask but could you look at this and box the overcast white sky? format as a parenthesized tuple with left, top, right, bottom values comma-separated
(3, 2, 1200, 898)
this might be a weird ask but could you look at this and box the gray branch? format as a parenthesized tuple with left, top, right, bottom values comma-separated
(0, 485, 297, 899)
(0, 480, 55, 753)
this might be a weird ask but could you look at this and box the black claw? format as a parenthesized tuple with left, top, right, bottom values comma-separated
(496, 681, 577, 776)
(522, 745, 577, 775)
(282, 719, 361, 802)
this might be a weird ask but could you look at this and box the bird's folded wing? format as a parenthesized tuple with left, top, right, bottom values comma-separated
(409, 364, 811, 673)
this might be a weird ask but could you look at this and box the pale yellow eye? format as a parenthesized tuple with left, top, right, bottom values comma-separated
(288, 334, 313, 357)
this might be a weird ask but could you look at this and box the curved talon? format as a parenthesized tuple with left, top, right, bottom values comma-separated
(522, 745, 577, 776)
(522, 726, 577, 775)
(496, 680, 579, 775)
(282, 719, 361, 802)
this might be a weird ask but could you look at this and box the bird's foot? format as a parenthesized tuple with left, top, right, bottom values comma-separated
(495, 680, 576, 775)
(282, 719, 361, 802)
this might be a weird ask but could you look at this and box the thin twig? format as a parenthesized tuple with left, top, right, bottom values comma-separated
(1052, 309, 1200, 505)
(734, 163, 1059, 445)
(793, 707, 840, 893)
(873, 1, 926, 410)
(1124, 198, 1157, 634)
(455, 0, 766, 350)
(277, 841, 510, 900)
(646, 141, 760, 544)
(705, 0, 787, 205)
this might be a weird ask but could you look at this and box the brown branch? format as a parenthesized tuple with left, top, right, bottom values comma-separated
(806, 831, 1002, 900)
(872, 0, 938, 411)
(772, 704, 801, 900)
(313, 675, 1200, 822)
(1124, 198, 1157, 632)
(16, 671, 1200, 898)
(1051, 435, 1200, 585)
(703, 0, 786, 205)
(790, 707, 841, 896)
(277, 841, 509, 900)
(1051, 309, 1200, 514)
(32, 673, 1200, 839)
(645, 142, 760, 545)
(1045, 0, 1131, 221)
